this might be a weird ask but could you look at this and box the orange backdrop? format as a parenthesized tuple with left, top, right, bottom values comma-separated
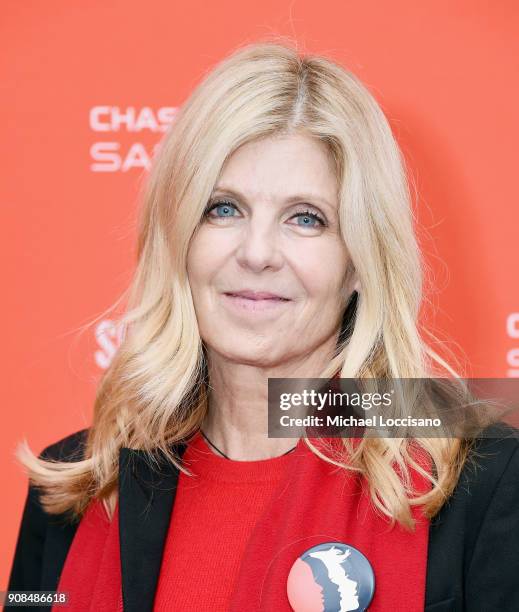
(2, 0, 518, 587)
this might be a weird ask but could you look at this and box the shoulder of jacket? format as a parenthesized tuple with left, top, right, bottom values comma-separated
(430, 421, 519, 536)
(447, 420, 519, 510)
(426, 425, 519, 606)
(39, 428, 90, 462)
(465, 421, 519, 475)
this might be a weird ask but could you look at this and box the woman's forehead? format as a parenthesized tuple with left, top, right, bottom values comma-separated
(213, 134, 339, 209)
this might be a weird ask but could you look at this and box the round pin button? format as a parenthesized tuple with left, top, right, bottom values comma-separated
(287, 541, 375, 612)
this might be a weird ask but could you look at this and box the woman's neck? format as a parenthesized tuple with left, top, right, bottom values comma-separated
(201, 347, 333, 460)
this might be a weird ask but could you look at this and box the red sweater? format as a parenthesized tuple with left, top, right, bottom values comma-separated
(55, 433, 431, 611)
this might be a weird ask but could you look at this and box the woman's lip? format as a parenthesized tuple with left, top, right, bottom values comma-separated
(224, 291, 289, 300)
(222, 293, 292, 313)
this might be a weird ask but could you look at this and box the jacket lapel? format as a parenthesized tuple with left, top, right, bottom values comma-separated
(118, 443, 187, 612)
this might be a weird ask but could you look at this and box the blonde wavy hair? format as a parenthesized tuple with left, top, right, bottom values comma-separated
(16, 39, 485, 531)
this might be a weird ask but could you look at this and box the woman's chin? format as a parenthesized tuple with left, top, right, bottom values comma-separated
(211, 345, 285, 368)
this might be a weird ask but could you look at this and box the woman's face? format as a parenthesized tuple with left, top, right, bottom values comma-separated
(186, 132, 354, 367)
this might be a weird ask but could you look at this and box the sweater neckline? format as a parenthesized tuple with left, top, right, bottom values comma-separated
(181, 431, 305, 483)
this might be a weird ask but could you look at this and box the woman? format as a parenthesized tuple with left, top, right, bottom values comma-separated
(6, 41, 519, 612)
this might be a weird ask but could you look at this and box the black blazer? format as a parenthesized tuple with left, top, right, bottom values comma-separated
(5, 422, 519, 612)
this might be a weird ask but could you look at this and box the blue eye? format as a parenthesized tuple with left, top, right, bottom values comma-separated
(292, 210, 326, 227)
(205, 200, 238, 218)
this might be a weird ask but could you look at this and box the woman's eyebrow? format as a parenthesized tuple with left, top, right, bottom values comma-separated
(211, 185, 336, 213)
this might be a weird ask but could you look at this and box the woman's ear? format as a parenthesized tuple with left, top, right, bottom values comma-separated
(340, 267, 359, 302)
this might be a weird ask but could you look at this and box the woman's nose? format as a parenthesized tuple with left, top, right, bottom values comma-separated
(234, 221, 284, 272)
